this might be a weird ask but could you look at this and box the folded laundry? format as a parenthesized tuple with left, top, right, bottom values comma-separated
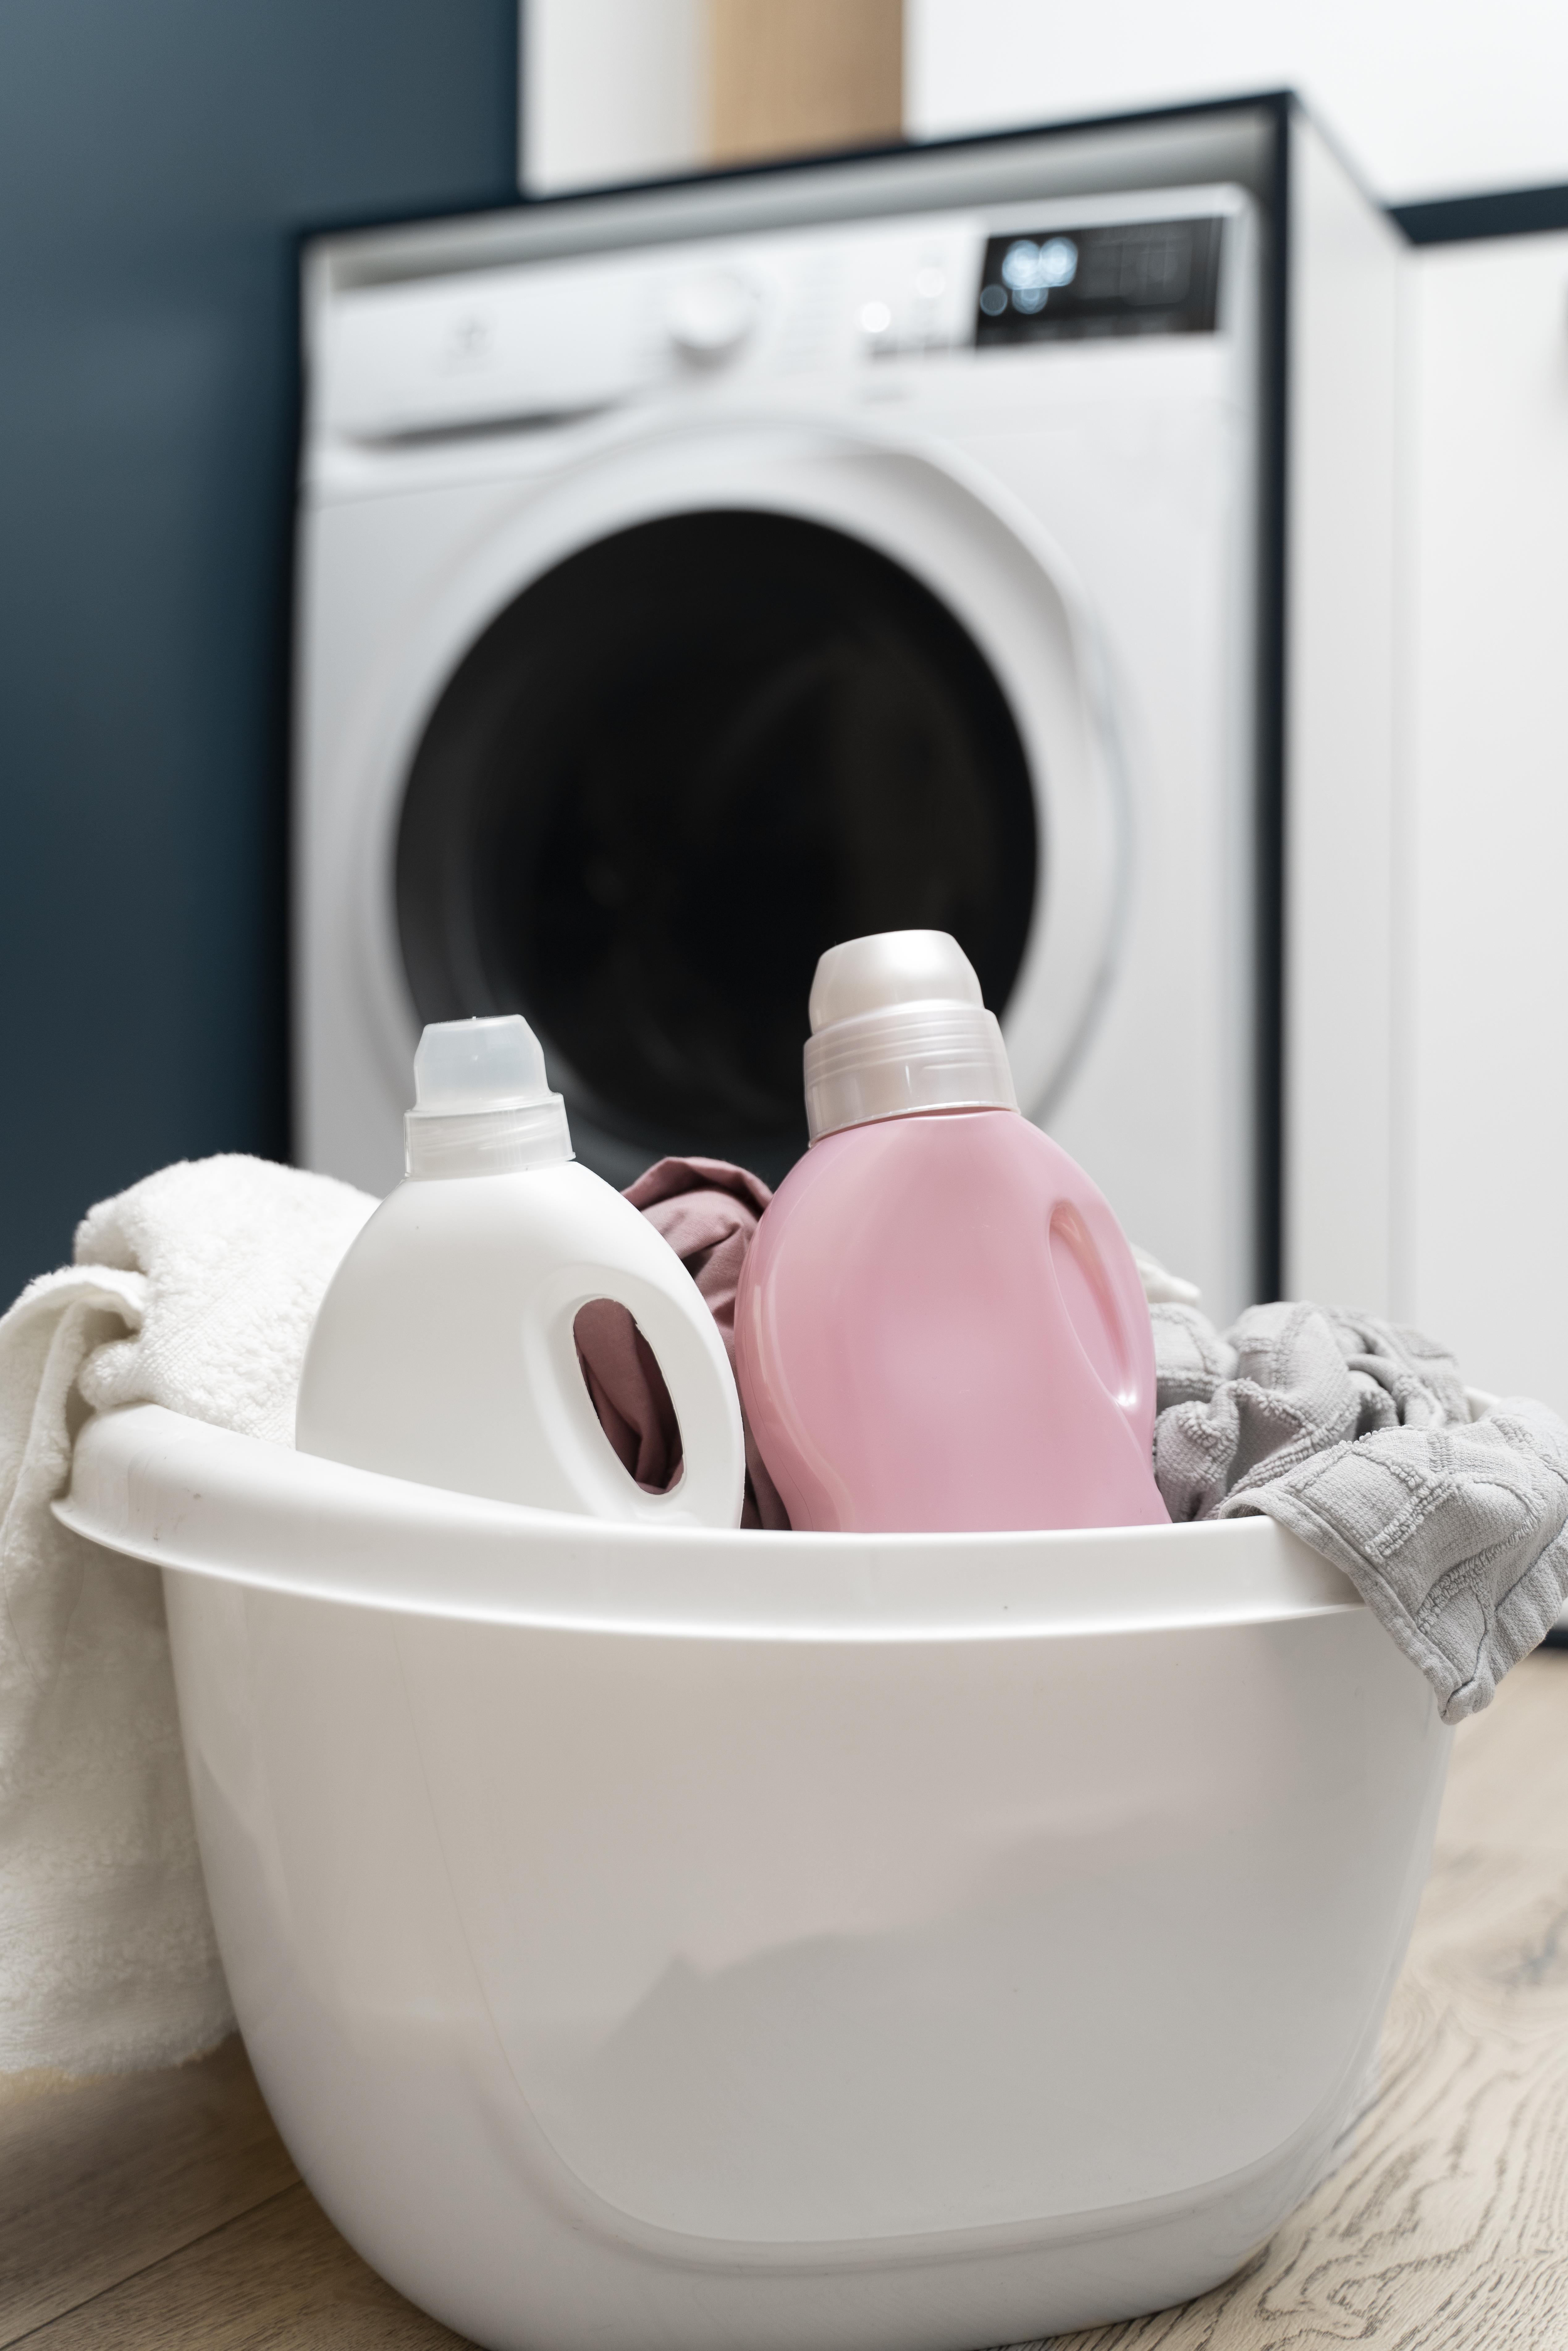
(0, 1155, 375, 2075)
(1152, 1299, 1568, 1723)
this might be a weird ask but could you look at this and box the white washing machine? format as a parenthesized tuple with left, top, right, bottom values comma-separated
(297, 99, 1401, 1327)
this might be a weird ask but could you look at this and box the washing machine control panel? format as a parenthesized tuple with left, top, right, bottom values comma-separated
(312, 193, 1240, 448)
(974, 216, 1223, 344)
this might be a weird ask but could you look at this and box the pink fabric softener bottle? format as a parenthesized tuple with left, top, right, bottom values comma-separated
(734, 931, 1169, 1534)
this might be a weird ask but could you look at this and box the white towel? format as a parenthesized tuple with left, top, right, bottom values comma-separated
(0, 1154, 374, 2075)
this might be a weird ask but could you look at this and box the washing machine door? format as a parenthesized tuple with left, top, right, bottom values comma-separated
(365, 421, 1122, 1185)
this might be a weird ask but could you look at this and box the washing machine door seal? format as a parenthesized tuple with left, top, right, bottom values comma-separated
(335, 416, 1125, 1180)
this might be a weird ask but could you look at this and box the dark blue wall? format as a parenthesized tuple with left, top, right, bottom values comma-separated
(0, 0, 519, 1306)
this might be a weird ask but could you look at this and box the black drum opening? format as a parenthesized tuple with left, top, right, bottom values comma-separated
(396, 508, 1039, 1183)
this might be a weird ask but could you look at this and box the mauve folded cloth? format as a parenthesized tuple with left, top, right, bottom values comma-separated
(1152, 1299, 1568, 1723)
(575, 1157, 789, 1530)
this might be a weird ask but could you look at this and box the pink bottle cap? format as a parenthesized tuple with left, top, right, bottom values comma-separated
(803, 931, 1018, 1142)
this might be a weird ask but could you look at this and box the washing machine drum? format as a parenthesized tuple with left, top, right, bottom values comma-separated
(396, 507, 1038, 1183)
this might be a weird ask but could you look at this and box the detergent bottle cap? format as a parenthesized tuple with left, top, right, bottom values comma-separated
(803, 930, 1018, 1142)
(404, 1016, 574, 1177)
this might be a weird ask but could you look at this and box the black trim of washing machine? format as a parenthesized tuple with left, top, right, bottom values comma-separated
(304, 88, 1297, 277)
(511, 88, 1294, 213)
(1254, 102, 1291, 1308)
(1392, 182, 1568, 246)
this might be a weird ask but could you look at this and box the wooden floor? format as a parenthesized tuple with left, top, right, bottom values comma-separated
(2, 1651, 1565, 2349)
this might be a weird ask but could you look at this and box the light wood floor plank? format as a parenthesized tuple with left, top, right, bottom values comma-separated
(0, 2034, 297, 2342)
(17, 2180, 469, 2349)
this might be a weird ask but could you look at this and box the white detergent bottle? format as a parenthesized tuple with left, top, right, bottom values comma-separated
(297, 1016, 746, 1528)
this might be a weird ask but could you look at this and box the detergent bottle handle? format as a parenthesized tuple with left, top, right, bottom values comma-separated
(521, 1252, 747, 1531)
(1046, 1181, 1160, 1457)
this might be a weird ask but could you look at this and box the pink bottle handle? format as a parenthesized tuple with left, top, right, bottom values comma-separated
(1045, 1180, 1158, 1455)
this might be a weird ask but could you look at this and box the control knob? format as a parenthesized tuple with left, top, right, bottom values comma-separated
(666, 271, 758, 365)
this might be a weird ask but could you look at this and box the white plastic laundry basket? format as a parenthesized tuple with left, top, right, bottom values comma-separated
(60, 1404, 1449, 2351)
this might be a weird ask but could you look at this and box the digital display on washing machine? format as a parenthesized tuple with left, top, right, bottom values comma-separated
(975, 217, 1223, 345)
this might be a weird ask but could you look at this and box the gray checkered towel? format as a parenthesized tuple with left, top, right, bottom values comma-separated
(1152, 1300, 1568, 1722)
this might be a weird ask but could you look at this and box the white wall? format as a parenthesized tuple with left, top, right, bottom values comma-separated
(1402, 230, 1568, 1407)
(523, 0, 706, 193)
(906, 0, 1568, 204)
(527, 0, 1568, 207)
